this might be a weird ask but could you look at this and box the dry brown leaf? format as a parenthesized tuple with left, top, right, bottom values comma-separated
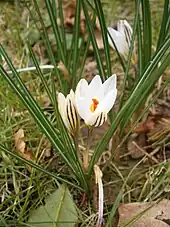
(133, 118, 156, 133)
(58, 0, 85, 33)
(14, 129, 34, 171)
(14, 129, 26, 153)
(118, 199, 170, 227)
(127, 133, 146, 159)
(59, 0, 104, 49)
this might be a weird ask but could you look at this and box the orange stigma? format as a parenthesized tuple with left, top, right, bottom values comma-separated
(90, 98, 99, 112)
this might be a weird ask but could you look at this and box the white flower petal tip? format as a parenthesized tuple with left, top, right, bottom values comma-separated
(107, 19, 133, 57)
(58, 90, 79, 134)
(75, 75, 117, 127)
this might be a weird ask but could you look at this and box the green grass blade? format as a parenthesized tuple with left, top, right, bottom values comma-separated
(103, 75, 170, 171)
(119, 37, 170, 134)
(82, 0, 105, 79)
(105, 190, 123, 227)
(0, 144, 82, 190)
(165, 9, 170, 35)
(119, 0, 140, 109)
(45, 0, 66, 65)
(156, 0, 169, 50)
(28, 45, 53, 103)
(137, 6, 143, 78)
(141, 0, 152, 67)
(70, 0, 81, 89)
(0, 45, 88, 191)
(32, 0, 64, 91)
(94, 0, 111, 78)
(57, 0, 67, 56)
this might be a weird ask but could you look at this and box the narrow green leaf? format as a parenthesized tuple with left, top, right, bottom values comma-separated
(82, 0, 105, 79)
(141, 0, 152, 67)
(0, 144, 82, 190)
(28, 45, 53, 103)
(157, 0, 169, 50)
(32, 0, 64, 91)
(119, 0, 140, 109)
(137, 6, 143, 77)
(0, 44, 88, 191)
(71, 0, 81, 89)
(57, 0, 67, 56)
(106, 158, 146, 226)
(45, 0, 66, 65)
(94, 0, 111, 78)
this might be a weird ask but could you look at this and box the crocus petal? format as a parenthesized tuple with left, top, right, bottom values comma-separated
(58, 93, 70, 129)
(88, 75, 104, 101)
(96, 89, 117, 114)
(85, 111, 101, 126)
(103, 74, 117, 95)
(94, 112, 107, 127)
(119, 20, 132, 48)
(76, 96, 92, 122)
(75, 79, 88, 100)
(107, 27, 128, 55)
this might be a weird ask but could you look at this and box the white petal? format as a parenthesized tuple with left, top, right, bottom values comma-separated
(85, 112, 100, 126)
(117, 20, 126, 36)
(123, 20, 133, 35)
(75, 95, 92, 122)
(58, 93, 70, 129)
(118, 20, 132, 48)
(96, 89, 117, 114)
(88, 75, 104, 101)
(66, 93, 78, 131)
(58, 92, 66, 116)
(107, 27, 129, 55)
(103, 74, 117, 95)
(75, 79, 88, 100)
(94, 112, 107, 127)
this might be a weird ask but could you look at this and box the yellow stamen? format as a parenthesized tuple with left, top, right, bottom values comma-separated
(90, 98, 99, 112)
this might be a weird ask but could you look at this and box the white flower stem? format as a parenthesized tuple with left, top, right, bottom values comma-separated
(94, 165, 103, 227)
(7, 65, 55, 74)
(97, 181, 104, 227)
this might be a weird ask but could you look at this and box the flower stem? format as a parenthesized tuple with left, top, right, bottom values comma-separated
(73, 134, 82, 166)
(83, 127, 93, 172)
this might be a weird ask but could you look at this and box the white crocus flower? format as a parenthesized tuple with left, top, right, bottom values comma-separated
(107, 20, 133, 57)
(75, 74, 117, 127)
(58, 89, 79, 134)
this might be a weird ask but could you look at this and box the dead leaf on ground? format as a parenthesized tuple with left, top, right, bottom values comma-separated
(14, 129, 34, 171)
(133, 117, 156, 133)
(118, 199, 170, 227)
(127, 133, 146, 159)
(59, 0, 104, 50)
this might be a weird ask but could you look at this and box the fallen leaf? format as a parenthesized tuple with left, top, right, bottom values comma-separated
(127, 133, 146, 159)
(133, 118, 156, 133)
(118, 199, 170, 227)
(14, 129, 26, 153)
(28, 184, 78, 227)
(14, 129, 34, 170)
(59, 0, 104, 50)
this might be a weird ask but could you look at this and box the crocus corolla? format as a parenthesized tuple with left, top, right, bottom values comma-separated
(75, 74, 117, 127)
(107, 20, 132, 57)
